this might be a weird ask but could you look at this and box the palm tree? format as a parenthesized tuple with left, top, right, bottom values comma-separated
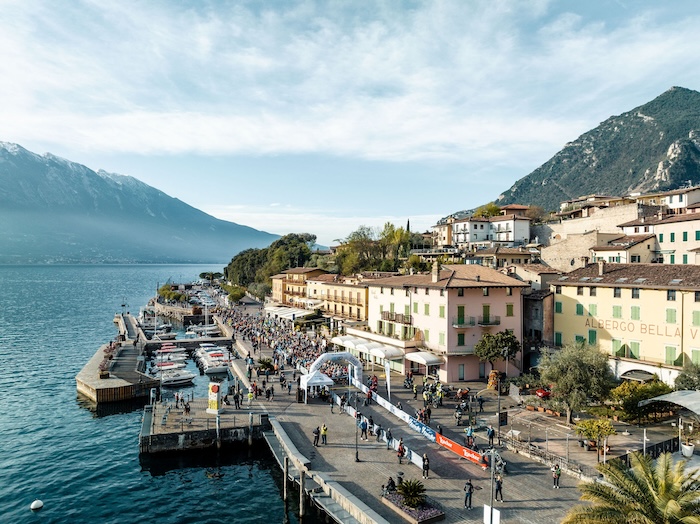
(563, 451, 700, 524)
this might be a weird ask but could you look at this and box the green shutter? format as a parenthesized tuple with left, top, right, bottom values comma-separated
(629, 341, 640, 359)
(589, 304, 597, 317)
(413, 302, 418, 314)
(665, 346, 676, 365)
(670, 254, 675, 264)
(554, 332, 562, 347)
(575, 335, 585, 344)
(660, 233, 664, 242)
(692, 349, 700, 365)
(457, 305, 464, 323)
(612, 339, 623, 357)
(683, 231, 688, 241)
(666, 308, 677, 324)
(439, 332, 445, 346)
(506, 304, 514, 317)
(424, 303, 429, 316)
(612, 305, 622, 319)
(555, 301, 562, 314)
(631, 306, 640, 320)
(588, 330, 597, 345)
(439, 305, 445, 318)
(405, 304, 410, 316)
(693, 311, 700, 326)
(457, 333, 465, 346)
(576, 304, 584, 316)
(424, 329, 430, 342)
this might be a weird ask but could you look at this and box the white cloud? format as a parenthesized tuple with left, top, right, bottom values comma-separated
(2, 0, 700, 171)
(203, 203, 440, 247)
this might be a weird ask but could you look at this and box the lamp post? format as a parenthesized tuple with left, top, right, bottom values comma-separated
(488, 448, 496, 524)
(355, 393, 360, 462)
(497, 374, 501, 446)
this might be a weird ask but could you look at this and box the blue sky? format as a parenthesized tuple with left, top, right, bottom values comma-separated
(2, 1, 700, 246)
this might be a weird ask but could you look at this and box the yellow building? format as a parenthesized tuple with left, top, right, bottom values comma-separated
(270, 267, 328, 307)
(552, 261, 700, 385)
(306, 274, 369, 322)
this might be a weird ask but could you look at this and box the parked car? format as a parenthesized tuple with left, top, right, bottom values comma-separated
(536, 388, 551, 399)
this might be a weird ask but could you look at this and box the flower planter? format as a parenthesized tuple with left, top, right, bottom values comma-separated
(537, 407, 546, 413)
(546, 409, 554, 415)
(382, 494, 445, 524)
(98, 370, 110, 379)
(526, 405, 535, 411)
(681, 443, 695, 458)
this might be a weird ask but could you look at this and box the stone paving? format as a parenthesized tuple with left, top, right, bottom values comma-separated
(224, 306, 680, 523)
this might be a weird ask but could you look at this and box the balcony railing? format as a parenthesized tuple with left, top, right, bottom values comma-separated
(451, 316, 476, 328)
(478, 315, 501, 326)
(381, 311, 413, 325)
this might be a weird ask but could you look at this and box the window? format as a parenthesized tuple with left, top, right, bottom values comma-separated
(614, 287, 621, 298)
(631, 255, 640, 262)
(458, 288, 464, 297)
(575, 335, 585, 344)
(555, 285, 562, 294)
(457, 305, 465, 323)
(612, 339, 623, 357)
(693, 311, 700, 327)
(588, 330, 597, 345)
(631, 306, 640, 320)
(576, 304, 584, 316)
(665, 346, 677, 365)
(413, 302, 418, 314)
(482, 287, 489, 296)
(380, 287, 384, 294)
(659, 233, 664, 243)
(670, 254, 676, 264)
(684, 254, 688, 264)
(683, 231, 688, 241)
(389, 302, 395, 313)
(696, 230, 700, 241)
(405, 304, 410, 316)
(612, 305, 622, 319)
(671, 232, 676, 242)
(457, 333, 465, 346)
(629, 341, 640, 359)
(589, 304, 598, 316)
(425, 288, 429, 295)
(390, 287, 394, 295)
(577, 286, 584, 295)
(439, 305, 445, 319)
(666, 308, 677, 324)
(506, 287, 512, 296)
(554, 332, 562, 347)
(590, 287, 597, 297)
(439, 332, 445, 346)
(667, 290, 677, 301)
(555, 301, 563, 314)
(440, 289, 444, 297)
(424, 329, 430, 342)
(506, 304, 514, 317)
(424, 304, 430, 316)
(631, 288, 640, 299)
(696, 291, 700, 302)
(405, 289, 410, 297)
(379, 305, 384, 313)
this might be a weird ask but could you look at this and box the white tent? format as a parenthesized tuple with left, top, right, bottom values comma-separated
(299, 370, 335, 404)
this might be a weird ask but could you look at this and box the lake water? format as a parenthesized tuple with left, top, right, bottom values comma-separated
(0, 265, 302, 523)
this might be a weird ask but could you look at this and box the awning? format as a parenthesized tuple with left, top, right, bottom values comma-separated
(621, 369, 656, 382)
(331, 335, 360, 346)
(404, 351, 445, 366)
(638, 390, 700, 416)
(369, 346, 404, 360)
(355, 341, 384, 353)
(340, 338, 370, 351)
(264, 306, 314, 320)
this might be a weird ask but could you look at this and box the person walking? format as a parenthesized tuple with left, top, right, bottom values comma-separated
(386, 428, 393, 449)
(360, 418, 368, 440)
(495, 474, 503, 502)
(478, 396, 484, 413)
(312, 426, 320, 447)
(397, 439, 405, 464)
(552, 464, 561, 488)
(422, 453, 430, 479)
(464, 479, 474, 509)
(321, 424, 328, 445)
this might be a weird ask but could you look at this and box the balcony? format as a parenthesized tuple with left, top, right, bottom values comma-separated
(451, 316, 476, 328)
(478, 315, 501, 326)
(381, 311, 413, 325)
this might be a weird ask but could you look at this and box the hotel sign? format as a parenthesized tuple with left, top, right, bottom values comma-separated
(583, 318, 695, 339)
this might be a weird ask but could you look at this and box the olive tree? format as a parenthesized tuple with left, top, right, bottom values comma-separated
(539, 344, 616, 425)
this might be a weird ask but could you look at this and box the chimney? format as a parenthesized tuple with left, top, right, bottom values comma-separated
(431, 260, 439, 283)
(598, 259, 605, 276)
(581, 256, 589, 267)
(476, 275, 481, 282)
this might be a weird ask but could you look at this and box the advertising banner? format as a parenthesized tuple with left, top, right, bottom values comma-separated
(206, 381, 222, 414)
(436, 433, 487, 468)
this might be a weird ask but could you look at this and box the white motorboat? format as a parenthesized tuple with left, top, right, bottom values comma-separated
(203, 360, 229, 374)
(157, 354, 187, 362)
(155, 347, 187, 355)
(160, 370, 196, 387)
(152, 361, 186, 371)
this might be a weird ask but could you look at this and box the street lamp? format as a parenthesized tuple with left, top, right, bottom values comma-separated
(496, 374, 501, 446)
(355, 393, 360, 462)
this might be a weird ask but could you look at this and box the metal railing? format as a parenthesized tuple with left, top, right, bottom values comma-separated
(452, 316, 476, 328)
(478, 315, 501, 326)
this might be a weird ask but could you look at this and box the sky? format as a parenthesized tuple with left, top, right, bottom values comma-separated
(3, 1, 700, 246)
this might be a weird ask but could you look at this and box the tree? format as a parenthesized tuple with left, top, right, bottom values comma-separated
(474, 331, 520, 372)
(675, 361, 700, 391)
(524, 205, 547, 223)
(562, 451, 700, 524)
(473, 202, 501, 218)
(610, 380, 673, 424)
(539, 344, 616, 425)
(199, 271, 223, 282)
(574, 419, 616, 460)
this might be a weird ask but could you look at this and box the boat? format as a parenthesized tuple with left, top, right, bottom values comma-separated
(152, 361, 186, 371)
(160, 370, 196, 387)
(155, 347, 187, 355)
(151, 332, 177, 341)
(157, 354, 187, 362)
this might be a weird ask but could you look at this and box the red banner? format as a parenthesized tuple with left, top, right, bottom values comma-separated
(436, 434, 488, 469)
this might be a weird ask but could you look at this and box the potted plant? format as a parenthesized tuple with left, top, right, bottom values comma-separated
(575, 419, 616, 461)
(382, 478, 445, 524)
(681, 422, 696, 458)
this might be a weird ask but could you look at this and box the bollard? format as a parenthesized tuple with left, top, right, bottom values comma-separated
(299, 471, 306, 518)
(283, 457, 289, 502)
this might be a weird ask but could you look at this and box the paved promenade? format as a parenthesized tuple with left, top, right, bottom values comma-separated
(221, 305, 680, 523)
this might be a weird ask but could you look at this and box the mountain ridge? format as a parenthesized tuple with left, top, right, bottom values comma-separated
(0, 142, 278, 264)
(496, 86, 700, 210)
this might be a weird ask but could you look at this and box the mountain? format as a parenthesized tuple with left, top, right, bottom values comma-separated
(0, 142, 279, 264)
(496, 86, 700, 210)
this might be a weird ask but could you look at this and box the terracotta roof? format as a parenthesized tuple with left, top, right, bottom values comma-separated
(283, 267, 328, 275)
(508, 263, 560, 275)
(591, 234, 655, 251)
(306, 273, 340, 283)
(619, 213, 700, 227)
(366, 264, 528, 289)
(500, 204, 529, 210)
(490, 214, 530, 222)
(557, 263, 700, 289)
(473, 246, 536, 256)
(270, 273, 287, 279)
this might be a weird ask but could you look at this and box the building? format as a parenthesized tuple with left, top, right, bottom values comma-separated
(306, 273, 369, 326)
(270, 267, 329, 307)
(362, 263, 528, 383)
(502, 263, 561, 291)
(468, 246, 540, 269)
(552, 261, 700, 385)
(619, 213, 700, 265)
(589, 234, 657, 264)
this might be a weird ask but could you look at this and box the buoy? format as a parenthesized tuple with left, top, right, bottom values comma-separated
(30, 500, 44, 511)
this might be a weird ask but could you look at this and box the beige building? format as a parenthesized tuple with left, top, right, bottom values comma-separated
(552, 261, 700, 385)
(589, 234, 656, 263)
(306, 274, 369, 323)
(619, 213, 700, 265)
(502, 263, 561, 291)
(270, 267, 328, 307)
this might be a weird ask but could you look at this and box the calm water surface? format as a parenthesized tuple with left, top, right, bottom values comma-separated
(0, 265, 299, 524)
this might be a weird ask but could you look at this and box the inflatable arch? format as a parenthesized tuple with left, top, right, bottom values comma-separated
(309, 351, 363, 382)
